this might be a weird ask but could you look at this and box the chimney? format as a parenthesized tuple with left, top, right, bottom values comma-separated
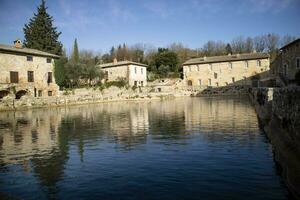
(13, 39, 22, 48)
(113, 58, 118, 64)
(228, 53, 231, 56)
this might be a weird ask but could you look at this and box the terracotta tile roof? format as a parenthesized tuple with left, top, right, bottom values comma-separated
(183, 53, 269, 65)
(98, 60, 148, 68)
(0, 44, 60, 58)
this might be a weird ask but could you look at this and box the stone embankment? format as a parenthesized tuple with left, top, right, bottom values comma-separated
(250, 86, 300, 199)
(0, 86, 192, 111)
(194, 85, 250, 96)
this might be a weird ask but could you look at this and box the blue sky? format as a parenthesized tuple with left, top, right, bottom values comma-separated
(0, 0, 299, 53)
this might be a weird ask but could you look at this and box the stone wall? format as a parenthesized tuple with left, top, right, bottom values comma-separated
(250, 86, 300, 199)
(183, 57, 270, 87)
(0, 52, 59, 98)
(0, 86, 191, 112)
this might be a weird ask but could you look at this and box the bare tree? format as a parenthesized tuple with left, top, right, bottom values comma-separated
(253, 36, 266, 52)
(280, 34, 297, 47)
(265, 33, 280, 53)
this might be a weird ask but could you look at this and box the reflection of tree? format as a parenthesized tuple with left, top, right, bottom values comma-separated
(148, 100, 187, 140)
(30, 124, 70, 199)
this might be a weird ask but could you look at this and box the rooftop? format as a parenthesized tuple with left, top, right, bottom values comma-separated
(279, 38, 300, 50)
(0, 44, 60, 58)
(183, 52, 269, 66)
(98, 60, 148, 68)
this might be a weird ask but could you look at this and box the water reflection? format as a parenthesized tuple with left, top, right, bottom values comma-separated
(0, 97, 289, 200)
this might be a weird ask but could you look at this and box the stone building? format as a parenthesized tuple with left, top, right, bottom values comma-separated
(182, 53, 270, 87)
(270, 38, 300, 86)
(0, 40, 59, 99)
(99, 59, 147, 87)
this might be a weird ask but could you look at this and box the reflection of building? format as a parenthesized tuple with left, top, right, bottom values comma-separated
(270, 38, 300, 86)
(103, 102, 149, 147)
(0, 109, 61, 164)
(183, 53, 270, 87)
(0, 40, 59, 100)
(183, 97, 258, 133)
(99, 58, 147, 87)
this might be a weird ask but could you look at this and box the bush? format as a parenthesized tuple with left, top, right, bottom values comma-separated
(105, 80, 127, 88)
(132, 85, 138, 91)
(295, 71, 300, 86)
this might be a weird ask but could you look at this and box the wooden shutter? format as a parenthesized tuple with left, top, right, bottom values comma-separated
(10, 71, 19, 83)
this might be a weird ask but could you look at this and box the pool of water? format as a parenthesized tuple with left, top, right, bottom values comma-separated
(0, 97, 291, 199)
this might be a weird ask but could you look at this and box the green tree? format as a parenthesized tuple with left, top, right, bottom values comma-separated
(158, 65, 170, 77)
(54, 55, 67, 87)
(23, 0, 62, 55)
(71, 39, 79, 63)
(154, 48, 179, 72)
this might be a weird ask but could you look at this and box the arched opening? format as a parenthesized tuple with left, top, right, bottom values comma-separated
(15, 90, 27, 100)
(187, 80, 193, 86)
(0, 90, 10, 99)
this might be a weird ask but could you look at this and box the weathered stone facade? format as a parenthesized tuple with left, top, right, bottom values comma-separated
(250, 87, 300, 199)
(99, 59, 147, 87)
(270, 38, 300, 86)
(0, 41, 59, 99)
(183, 53, 270, 88)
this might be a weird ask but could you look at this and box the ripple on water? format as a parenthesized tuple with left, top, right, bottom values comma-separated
(0, 97, 290, 200)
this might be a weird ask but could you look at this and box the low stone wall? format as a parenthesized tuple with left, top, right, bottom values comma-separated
(195, 85, 250, 96)
(0, 86, 189, 112)
(250, 86, 300, 199)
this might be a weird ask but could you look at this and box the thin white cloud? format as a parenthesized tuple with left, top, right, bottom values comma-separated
(245, 0, 293, 13)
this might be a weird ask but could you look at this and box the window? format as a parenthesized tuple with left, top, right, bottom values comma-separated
(134, 67, 137, 74)
(209, 64, 212, 71)
(48, 91, 52, 96)
(28, 71, 34, 82)
(189, 66, 191, 72)
(208, 79, 211, 86)
(216, 82, 219, 87)
(257, 60, 261, 67)
(141, 81, 144, 87)
(47, 72, 53, 83)
(46, 58, 52, 63)
(245, 61, 248, 68)
(297, 58, 300, 69)
(225, 82, 228, 86)
(197, 65, 200, 71)
(38, 90, 42, 97)
(229, 62, 232, 69)
(283, 64, 288, 76)
(10, 71, 19, 83)
(134, 81, 137, 86)
(141, 68, 143, 74)
(232, 77, 235, 83)
(214, 73, 218, 79)
(198, 79, 201, 86)
(27, 56, 33, 61)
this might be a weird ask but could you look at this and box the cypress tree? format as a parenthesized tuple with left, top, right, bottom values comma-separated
(23, 0, 62, 55)
(71, 39, 80, 63)
(54, 49, 67, 87)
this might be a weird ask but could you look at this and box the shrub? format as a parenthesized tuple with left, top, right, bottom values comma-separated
(295, 71, 300, 86)
(132, 85, 138, 91)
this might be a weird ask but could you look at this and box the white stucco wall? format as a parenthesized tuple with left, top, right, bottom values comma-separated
(128, 64, 147, 86)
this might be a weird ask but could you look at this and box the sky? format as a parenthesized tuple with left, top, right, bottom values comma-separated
(0, 0, 299, 54)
